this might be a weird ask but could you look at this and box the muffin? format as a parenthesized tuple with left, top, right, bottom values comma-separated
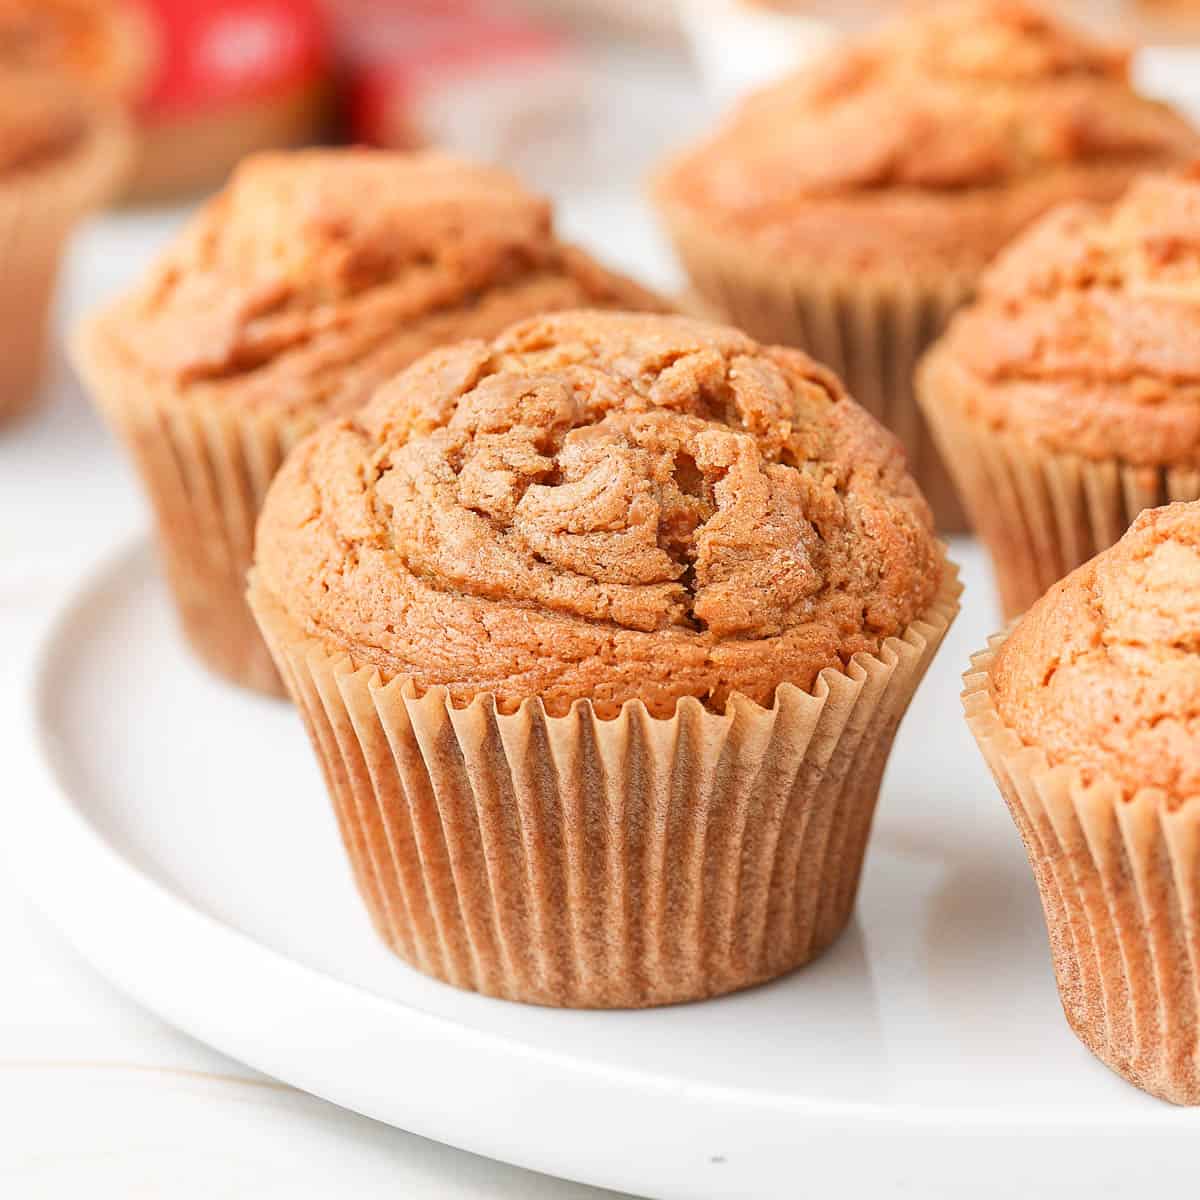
(964, 501, 1200, 1104)
(1129, 0, 1200, 41)
(0, 0, 155, 104)
(653, 0, 1200, 530)
(0, 73, 130, 424)
(920, 166, 1200, 620)
(73, 149, 666, 695)
(248, 309, 959, 1008)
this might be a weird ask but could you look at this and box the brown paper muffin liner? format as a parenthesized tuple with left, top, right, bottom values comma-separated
(658, 211, 974, 531)
(921, 392, 1200, 620)
(76, 324, 309, 695)
(0, 113, 131, 425)
(248, 560, 960, 1009)
(964, 640, 1200, 1105)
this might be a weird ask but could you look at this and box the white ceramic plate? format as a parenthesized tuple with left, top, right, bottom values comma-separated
(12, 539, 1200, 1199)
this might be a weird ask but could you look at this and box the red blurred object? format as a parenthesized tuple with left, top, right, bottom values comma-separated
(126, 0, 332, 201)
(139, 0, 327, 118)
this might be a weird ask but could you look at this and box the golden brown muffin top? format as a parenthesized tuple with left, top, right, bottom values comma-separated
(0, 0, 152, 102)
(990, 501, 1200, 805)
(0, 72, 88, 176)
(656, 1, 1199, 275)
(254, 310, 942, 717)
(924, 166, 1200, 466)
(87, 149, 664, 424)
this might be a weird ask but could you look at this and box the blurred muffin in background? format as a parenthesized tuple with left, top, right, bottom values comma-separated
(683, 2, 1200, 111)
(919, 166, 1200, 620)
(74, 149, 668, 694)
(653, 0, 1200, 532)
(1129, 0, 1200, 41)
(0, 0, 334, 204)
(0, 0, 155, 103)
(0, 72, 131, 425)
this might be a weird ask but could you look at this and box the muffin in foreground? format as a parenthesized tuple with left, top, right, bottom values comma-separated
(964, 502, 1200, 1104)
(0, 73, 131, 424)
(74, 148, 665, 696)
(653, 0, 1200, 530)
(920, 166, 1200, 620)
(249, 309, 959, 1008)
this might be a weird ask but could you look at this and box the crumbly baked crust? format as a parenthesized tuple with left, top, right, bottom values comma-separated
(86, 149, 665, 426)
(655, 0, 1200, 278)
(989, 500, 1200, 804)
(254, 310, 941, 716)
(924, 166, 1200, 465)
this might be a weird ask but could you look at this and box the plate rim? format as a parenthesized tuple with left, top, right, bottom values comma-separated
(8, 538, 1199, 1199)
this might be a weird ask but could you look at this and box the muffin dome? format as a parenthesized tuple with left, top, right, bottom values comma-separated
(254, 310, 942, 717)
(923, 166, 1200, 466)
(990, 501, 1200, 803)
(88, 149, 664, 426)
(655, 0, 1200, 278)
(0, 0, 153, 103)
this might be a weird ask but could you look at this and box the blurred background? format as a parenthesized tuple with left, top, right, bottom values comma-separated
(7, 1, 1200, 206)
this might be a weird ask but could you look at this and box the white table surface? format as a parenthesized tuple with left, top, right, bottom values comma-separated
(0, 209, 657, 1197)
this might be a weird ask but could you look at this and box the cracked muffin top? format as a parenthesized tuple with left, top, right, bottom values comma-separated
(990, 501, 1200, 805)
(922, 166, 1200, 466)
(253, 310, 943, 717)
(83, 149, 665, 428)
(654, 0, 1200, 277)
(0, 0, 153, 102)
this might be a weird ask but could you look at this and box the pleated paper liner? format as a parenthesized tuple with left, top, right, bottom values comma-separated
(75, 323, 310, 696)
(964, 641, 1200, 1105)
(249, 560, 960, 1009)
(0, 110, 132, 425)
(921, 384, 1200, 620)
(655, 207, 974, 532)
